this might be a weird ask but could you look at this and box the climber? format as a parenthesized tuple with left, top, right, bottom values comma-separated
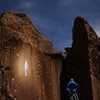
(67, 78, 78, 94)
(67, 78, 79, 100)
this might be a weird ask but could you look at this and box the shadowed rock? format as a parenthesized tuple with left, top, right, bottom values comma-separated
(63, 16, 99, 100)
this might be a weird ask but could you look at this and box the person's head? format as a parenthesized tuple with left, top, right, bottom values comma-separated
(70, 78, 74, 81)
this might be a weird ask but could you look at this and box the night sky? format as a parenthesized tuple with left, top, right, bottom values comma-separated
(0, 0, 100, 51)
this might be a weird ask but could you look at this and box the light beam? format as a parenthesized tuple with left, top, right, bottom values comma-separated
(24, 61, 28, 76)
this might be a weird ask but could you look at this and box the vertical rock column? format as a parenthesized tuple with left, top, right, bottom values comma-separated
(65, 16, 99, 100)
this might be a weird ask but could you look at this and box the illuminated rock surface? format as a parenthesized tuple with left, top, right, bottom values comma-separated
(0, 11, 99, 100)
(0, 11, 63, 100)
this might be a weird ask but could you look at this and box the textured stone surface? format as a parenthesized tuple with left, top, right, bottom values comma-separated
(0, 11, 63, 100)
(64, 16, 100, 100)
(0, 11, 99, 100)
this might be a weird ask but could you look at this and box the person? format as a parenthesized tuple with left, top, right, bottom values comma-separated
(67, 78, 79, 100)
(67, 78, 78, 94)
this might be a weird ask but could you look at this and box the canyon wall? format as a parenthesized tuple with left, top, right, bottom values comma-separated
(0, 11, 99, 100)
(0, 11, 63, 100)
(63, 16, 100, 100)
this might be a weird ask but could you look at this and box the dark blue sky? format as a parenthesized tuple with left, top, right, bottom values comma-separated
(0, 0, 100, 51)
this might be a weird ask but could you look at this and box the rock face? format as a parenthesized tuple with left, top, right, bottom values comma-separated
(0, 11, 99, 100)
(0, 11, 63, 100)
(63, 17, 100, 100)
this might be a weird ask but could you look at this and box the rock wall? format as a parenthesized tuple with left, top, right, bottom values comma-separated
(0, 11, 63, 100)
(63, 16, 100, 100)
(0, 11, 99, 100)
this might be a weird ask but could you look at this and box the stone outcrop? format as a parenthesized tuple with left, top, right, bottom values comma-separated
(0, 11, 99, 100)
(0, 11, 63, 100)
(63, 16, 100, 100)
